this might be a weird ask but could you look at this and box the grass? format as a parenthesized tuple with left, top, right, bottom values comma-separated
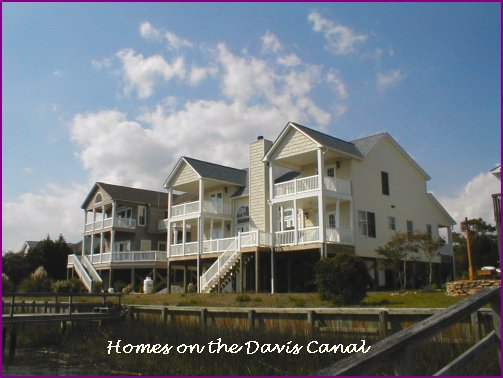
(117, 290, 467, 308)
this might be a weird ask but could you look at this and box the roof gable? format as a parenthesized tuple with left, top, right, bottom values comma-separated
(165, 156, 247, 188)
(264, 122, 363, 161)
(81, 182, 169, 209)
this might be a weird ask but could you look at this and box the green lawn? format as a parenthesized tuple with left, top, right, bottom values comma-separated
(118, 290, 466, 308)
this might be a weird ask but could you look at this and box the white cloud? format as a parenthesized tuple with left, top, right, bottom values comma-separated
(377, 69, 405, 90)
(436, 172, 500, 228)
(261, 31, 282, 53)
(326, 69, 348, 99)
(333, 103, 348, 117)
(52, 69, 64, 77)
(308, 12, 367, 55)
(116, 48, 186, 98)
(2, 183, 88, 252)
(189, 65, 217, 85)
(139, 21, 193, 50)
(276, 54, 301, 67)
(91, 58, 112, 70)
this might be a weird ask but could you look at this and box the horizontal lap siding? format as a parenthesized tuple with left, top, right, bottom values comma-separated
(272, 129, 317, 160)
(172, 162, 199, 187)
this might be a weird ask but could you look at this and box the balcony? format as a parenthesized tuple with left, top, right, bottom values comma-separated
(88, 251, 167, 264)
(84, 217, 136, 233)
(275, 227, 354, 246)
(273, 175, 351, 199)
(168, 231, 272, 258)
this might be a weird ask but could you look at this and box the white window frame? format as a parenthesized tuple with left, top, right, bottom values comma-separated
(327, 211, 337, 229)
(115, 240, 131, 252)
(388, 216, 396, 231)
(209, 191, 224, 213)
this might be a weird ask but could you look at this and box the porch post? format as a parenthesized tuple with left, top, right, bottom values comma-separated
(92, 209, 96, 231)
(317, 148, 326, 257)
(209, 218, 214, 240)
(168, 188, 173, 218)
(336, 198, 341, 230)
(101, 205, 105, 228)
(182, 218, 186, 256)
(293, 199, 298, 245)
(110, 230, 115, 253)
(198, 179, 205, 293)
(90, 234, 94, 256)
(111, 201, 116, 227)
(268, 162, 274, 200)
(270, 202, 275, 294)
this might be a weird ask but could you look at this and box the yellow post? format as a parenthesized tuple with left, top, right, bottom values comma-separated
(465, 217, 475, 281)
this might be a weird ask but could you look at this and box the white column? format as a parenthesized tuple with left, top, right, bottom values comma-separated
(92, 209, 96, 231)
(111, 201, 116, 227)
(167, 221, 172, 258)
(182, 218, 186, 255)
(168, 188, 173, 219)
(110, 230, 115, 252)
(336, 198, 341, 230)
(317, 148, 326, 256)
(198, 179, 205, 293)
(101, 205, 105, 228)
(293, 199, 298, 245)
(100, 232, 104, 254)
(268, 162, 274, 200)
(269, 201, 275, 294)
(90, 234, 94, 256)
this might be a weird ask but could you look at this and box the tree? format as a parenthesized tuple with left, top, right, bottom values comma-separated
(453, 218, 499, 277)
(314, 253, 372, 305)
(25, 235, 72, 280)
(376, 232, 418, 291)
(416, 232, 445, 287)
(1, 251, 32, 287)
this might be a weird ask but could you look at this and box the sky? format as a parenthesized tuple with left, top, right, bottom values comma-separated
(2, 2, 501, 252)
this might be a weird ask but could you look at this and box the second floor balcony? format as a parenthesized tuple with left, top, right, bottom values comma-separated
(273, 175, 351, 200)
(84, 217, 137, 233)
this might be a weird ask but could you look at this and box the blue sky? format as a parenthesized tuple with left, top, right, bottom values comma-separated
(2, 2, 501, 251)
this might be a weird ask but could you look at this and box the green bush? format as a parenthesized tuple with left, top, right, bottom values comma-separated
(52, 278, 84, 293)
(113, 280, 125, 293)
(92, 280, 103, 293)
(2, 273, 14, 294)
(122, 283, 133, 294)
(19, 266, 52, 293)
(314, 253, 372, 305)
(235, 294, 251, 303)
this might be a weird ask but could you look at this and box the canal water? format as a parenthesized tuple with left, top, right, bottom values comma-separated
(2, 347, 138, 376)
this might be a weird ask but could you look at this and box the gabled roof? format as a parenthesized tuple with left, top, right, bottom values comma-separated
(427, 193, 457, 226)
(263, 122, 363, 161)
(350, 133, 387, 157)
(81, 182, 170, 209)
(164, 156, 247, 188)
(231, 169, 249, 198)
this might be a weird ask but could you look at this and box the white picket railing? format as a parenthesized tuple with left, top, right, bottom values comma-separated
(275, 229, 296, 245)
(274, 175, 319, 197)
(84, 217, 134, 232)
(67, 255, 92, 292)
(298, 227, 320, 244)
(324, 177, 351, 195)
(89, 251, 168, 263)
(200, 237, 240, 293)
(81, 255, 102, 283)
(326, 228, 354, 244)
(171, 201, 200, 217)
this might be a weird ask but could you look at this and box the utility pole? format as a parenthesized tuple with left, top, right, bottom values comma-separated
(465, 217, 474, 281)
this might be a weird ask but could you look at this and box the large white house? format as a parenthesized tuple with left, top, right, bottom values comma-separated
(69, 122, 455, 293)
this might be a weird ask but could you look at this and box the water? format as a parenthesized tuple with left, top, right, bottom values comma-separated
(2, 348, 131, 376)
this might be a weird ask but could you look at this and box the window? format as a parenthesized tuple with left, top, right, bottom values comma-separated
(138, 206, 147, 226)
(94, 193, 103, 204)
(326, 167, 335, 177)
(117, 207, 132, 219)
(236, 205, 250, 224)
(381, 171, 390, 196)
(115, 240, 131, 252)
(328, 213, 337, 229)
(388, 216, 396, 231)
(210, 192, 224, 213)
(426, 224, 432, 239)
(358, 211, 376, 238)
(406, 220, 414, 235)
(283, 208, 294, 230)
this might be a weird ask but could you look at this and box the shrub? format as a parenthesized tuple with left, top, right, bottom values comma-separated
(235, 294, 251, 303)
(2, 273, 14, 294)
(68, 278, 85, 293)
(92, 280, 103, 293)
(314, 253, 372, 305)
(122, 283, 133, 295)
(52, 280, 70, 293)
(19, 266, 52, 293)
(113, 280, 125, 293)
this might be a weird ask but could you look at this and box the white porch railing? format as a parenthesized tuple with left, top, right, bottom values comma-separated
(202, 237, 236, 254)
(81, 255, 102, 283)
(67, 255, 92, 292)
(171, 201, 200, 217)
(89, 251, 168, 264)
(184, 242, 199, 255)
(324, 177, 351, 195)
(84, 217, 134, 232)
(298, 227, 320, 244)
(200, 238, 240, 293)
(326, 228, 354, 245)
(274, 175, 319, 197)
(275, 229, 296, 245)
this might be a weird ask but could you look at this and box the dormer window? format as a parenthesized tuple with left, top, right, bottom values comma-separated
(94, 193, 103, 204)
